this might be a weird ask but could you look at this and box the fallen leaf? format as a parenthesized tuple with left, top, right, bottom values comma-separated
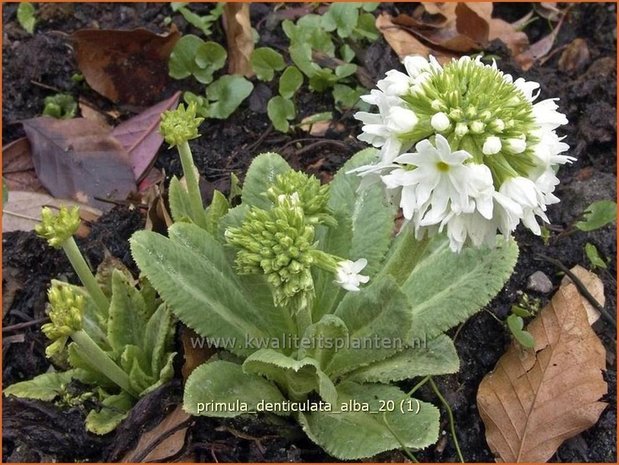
(2, 137, 46, 193)
(72, 28, 180, 106)
(111, 92, 181, 182)
(514, 9, 568, 70)
(2, 190, 101, 233)
(181, 325, 216, 382)
(535, 2, 563, 22)
(375, 13, 434, 61)
(477, 282, 607, 462)
(22, 117, 136, 210)
(223, 3, 254, 77)
(121, 405, 191, 462)
(488, 18, 530, 57)
(561, 265, 604, 325)
(558, 38, 591, 73)
(79, 100, 110, 126)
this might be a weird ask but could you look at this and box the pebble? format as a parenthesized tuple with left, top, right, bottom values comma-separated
(527, 271, 554, 294)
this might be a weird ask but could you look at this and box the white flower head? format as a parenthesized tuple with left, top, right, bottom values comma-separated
(335, 258, 370, 292)
(353, 54, 571, 251)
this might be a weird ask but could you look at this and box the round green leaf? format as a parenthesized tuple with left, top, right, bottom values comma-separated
(279, 66, 303, 98)
(251, 47, 286, 81)
(267, 96, 295, 133)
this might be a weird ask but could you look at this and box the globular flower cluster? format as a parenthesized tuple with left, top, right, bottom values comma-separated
(226, 193, 316, 309)
(266, 171, 335, 226)
(160, 102, 204, 147)
(42, 283, 84, 357)
(353, 55, 571, 252)
(35, 206, 81, 249)
(226, 171, 369, 309)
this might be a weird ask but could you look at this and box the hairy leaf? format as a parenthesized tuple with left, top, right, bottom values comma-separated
(299, 381, 440, 459)
(4, 370, 78, 401)
(299, 315, 348, 369)
(185, 361, 286, 417)
(108, 270, 147, 352)
(240, 152, 291, 209)
(85, 391, 133, 435)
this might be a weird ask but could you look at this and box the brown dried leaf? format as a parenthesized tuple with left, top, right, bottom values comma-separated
(376, 13, 432, 60)
(558, 38, 591, 74)
(121, 405, 191, 462)
(2, 191, 101, 233)
(181, 325, 216, 382)
(488, 18, 530, 57)
(560, 265, 604, 325)
(2, 137, 46, 193)
(223, 3, 254, 77)
(22, 118, 136, 210)
(72, 28, 180, 106)
(514, 10, 567, 71)
(477, 282, 607, 462)
(111, 92, 181, 182)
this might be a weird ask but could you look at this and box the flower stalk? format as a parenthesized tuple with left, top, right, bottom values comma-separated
(177, 140, 208, 228)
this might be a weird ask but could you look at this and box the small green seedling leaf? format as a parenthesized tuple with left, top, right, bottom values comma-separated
(335, 63, 357, 79)
(362, 2, 380, 12)
(511, 305, 533, 318)
(205, 75, 253, 119)
(251, 47, 286, 81)
(17, 2, 37, 34)
(279, 66, 303, 99)
(339, 44, 356, 63)
(321, 3, 359, 38)
(354, 12, 380, 41)
(4, 370, 77, 401)
(575, 200, 617, 231)
(169, 35, 227, 84)
(507, 314, 535, 349)
(585, 242, 607, 269)
(267, 96, 296, 132)
(332, 84, 363, 109)
(175, 3, 223, 36)
(42, 94, 77, 119)
(194, 41, 227, 83)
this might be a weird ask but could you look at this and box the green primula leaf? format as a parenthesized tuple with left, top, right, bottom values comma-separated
(169, 35, 208, 81)
(243, 349, 337, 404)
(354, 12, 380, 41)
(313, 148, 395, 318)
(17, 2, 36, 34)
(345, 334, 460, 383)
(506, 314, 535, 349)
(339, 44, 356, 63)
(4, 370, 77, 401)
(279, 66, 303, 99)
(299, 314, 349, 369)
(193, 41, 227, 84)
(240, 152, 291, 209)
(288, 43, 321, 78)
(251, 47, 286, 81)
(585, 242, 608, 269)
(168, 176, 194, 223)
(205, 75, 253, 119)
(185, 361, 286, 417)
(575, 200, 617, 231)
(130, 230, 270, 357)
(204, 190, 229, 236)
(85, 391, 133, 435)
(332, 84, 364, 109)
(321, 3, 359, 38)
(108, 270, 147, 352)
(402, 237, 519, 340)
(267, 96, 296, 133)
(120, 345, 153, 394)
(326, 277, 413, 378)
(144, 303, 175, 376)
(283, 16, 335, 55)
(335, 63, 357, 79)
(68, 343, 116, 390)
(299, 381, 440, 460)
(309, 68, 337, 92)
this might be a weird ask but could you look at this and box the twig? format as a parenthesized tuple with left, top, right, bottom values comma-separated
(535, 253, 616, 328)
(2, 317, 48, 333)
(132, 418, 195, 463)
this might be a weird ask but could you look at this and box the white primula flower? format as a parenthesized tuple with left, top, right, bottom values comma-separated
(335, 258, 370, 292)
(353, 54, 571, 251)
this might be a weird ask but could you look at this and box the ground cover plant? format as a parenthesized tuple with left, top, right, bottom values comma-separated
(2, 2, 617, 463)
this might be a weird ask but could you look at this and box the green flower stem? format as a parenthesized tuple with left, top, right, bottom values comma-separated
(177, 140, 207, 228)
(62, 237, 109, 314)
(377, 228, 430, 286)
(429, 378, 464, 463)
(295, 302, 313, 337)
(71, 330, 138, 398)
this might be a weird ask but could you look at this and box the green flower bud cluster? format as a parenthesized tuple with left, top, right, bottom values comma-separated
(35, 206, 81, 249)
(42, 283, 84, 357)
(225, 194, 316, 309)
(266, 171, 335, 225)
(159, 102, 205, 147)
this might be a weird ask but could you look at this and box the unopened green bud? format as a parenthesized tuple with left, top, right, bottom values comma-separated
(160, 102, 204, 147)
(42, 283, 84, 344)
(35, 206, 80, 249)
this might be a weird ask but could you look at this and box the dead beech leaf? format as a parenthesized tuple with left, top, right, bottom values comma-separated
(121, 405, 191, 462)
(558, 38, 591, 73)
(488, 18, 530, 57)
(2, 191, 101, 233)
(2, 137, 46, 193)
(514, 10, 567, 71)
(561, 265, 604, 325)
(22, 117, 136, 211)
(111, 91, 181, 182)
(79, 100, 110, 126)
(72, 28, 180, 106)
(181, 325, 216, 381)
(223, 3, 254, 77)
(477, 283, 607, 462)
(376, 13, 433, 60)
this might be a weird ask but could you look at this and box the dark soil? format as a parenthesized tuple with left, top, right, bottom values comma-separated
(2, 2, 617, 463)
